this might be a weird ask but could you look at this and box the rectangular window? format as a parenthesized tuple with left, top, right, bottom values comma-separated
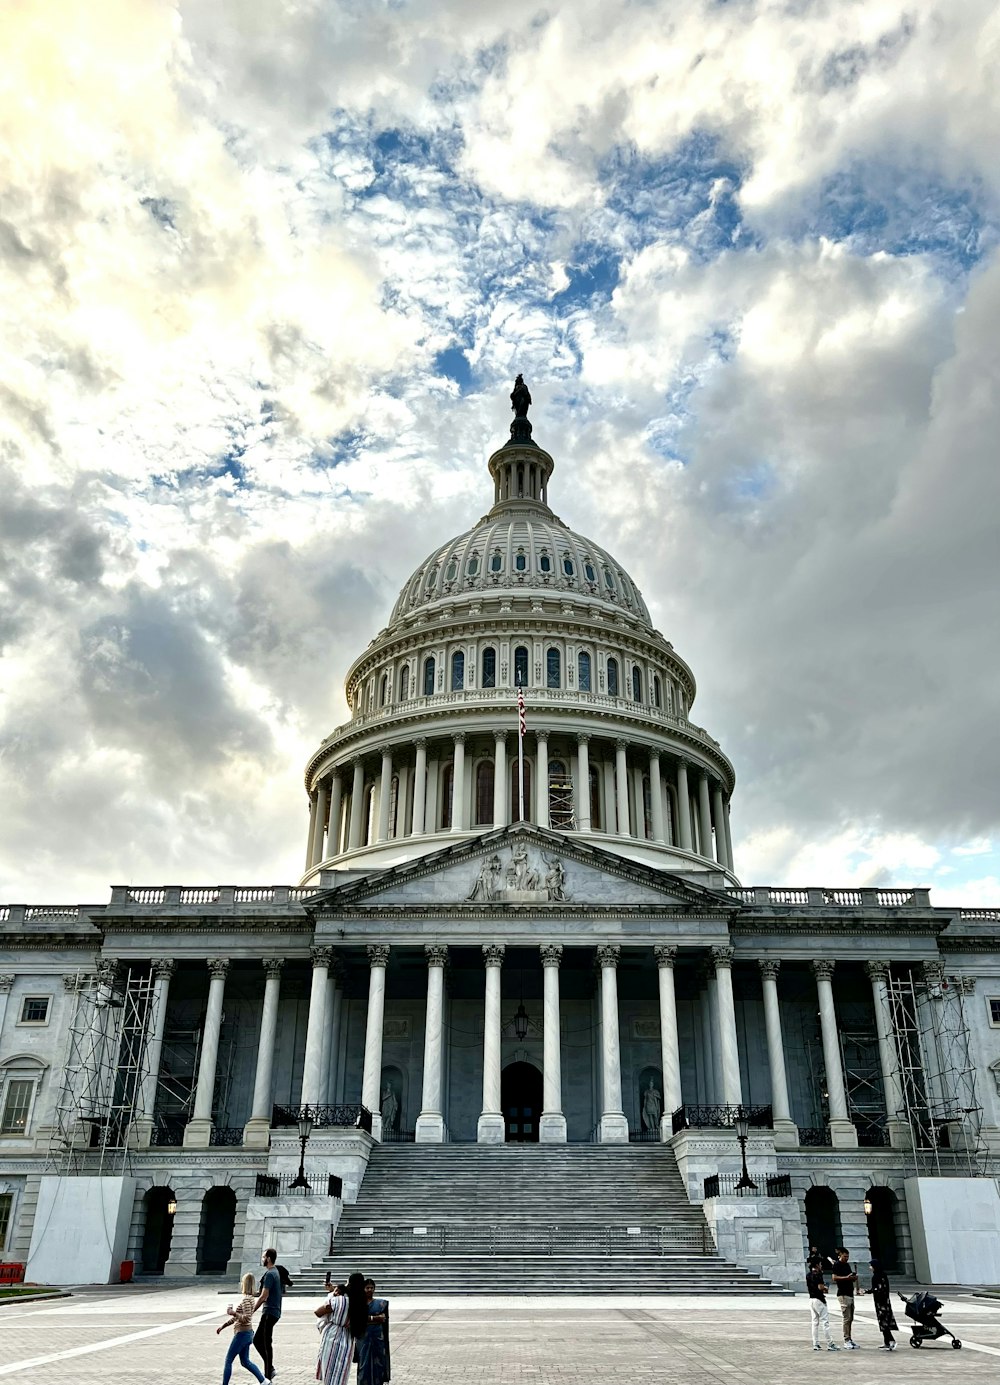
(1, 1079, 34, 1134)
(988, 998, 1000, 1027)
(0, 1192, 11, 1248)
(19, 996, 50, 1024)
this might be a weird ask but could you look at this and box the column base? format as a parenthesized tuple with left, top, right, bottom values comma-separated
(130, 1117, 153, 1149)
(660, 1114, 674, 1143)
(369, 1112, 383, 1142)
(887, 1118, 912, 1150)
(829, 1118, 859, 1149)
(182, 1118, 213, 1149)
(538, 1113, 567, 1143)
(477, 1113, 506, 1144)
(242, 1117, 272, 1150)
(598, 1113, 629, 1144)
(415, 1113, 446, 1144)
(772, 1118, 799, 1149)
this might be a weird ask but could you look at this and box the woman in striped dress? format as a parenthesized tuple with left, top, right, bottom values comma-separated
(315, 1271, 368, 1385)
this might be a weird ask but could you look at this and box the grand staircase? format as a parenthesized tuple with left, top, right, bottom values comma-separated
(296, 1144, 789, 1295)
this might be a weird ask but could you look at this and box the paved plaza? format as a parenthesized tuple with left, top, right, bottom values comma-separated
(3, 1285, 1000, 1384)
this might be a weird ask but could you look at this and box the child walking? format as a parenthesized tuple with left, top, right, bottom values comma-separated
(806, 1257, 839, 1351)
(217, 1272, 271, 1385)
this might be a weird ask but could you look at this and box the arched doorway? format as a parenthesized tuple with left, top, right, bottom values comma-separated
(805, 1185, 842, 1258)
(501, 1061, 543, 1142)
(141, 1186, 175, 1273)
(865, 1186, 900, 1272)
(197, 1187, 236, 1274)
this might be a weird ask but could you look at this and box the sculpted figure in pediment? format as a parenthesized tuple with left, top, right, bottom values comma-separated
(542, 854, 569, 901)
(468, 853, 503, 902)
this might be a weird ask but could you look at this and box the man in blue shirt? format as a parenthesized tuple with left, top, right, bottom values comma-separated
(253, 1247, 282, 1380)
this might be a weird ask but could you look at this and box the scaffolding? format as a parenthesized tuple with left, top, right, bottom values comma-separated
(49, 967, 158, 1175)
(548, 771, 575, 831)
(886, 970, 988, 1177)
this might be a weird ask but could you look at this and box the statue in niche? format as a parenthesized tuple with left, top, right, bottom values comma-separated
(510, 373, 531, 418)
(641, 1077, 662, 1132)
(468, 853, 503, 902)
(542, 854, 568, 901)
(380, 1081, 399, 1134)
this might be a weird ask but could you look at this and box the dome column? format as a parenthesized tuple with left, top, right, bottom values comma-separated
(711, 783, 730, 869)
(451, 734, 467, 830)
(536, 732, 549, 829)
(649, 753, 665, 844)
(675, 760, 693, 851)
(310, 780, 328, 868)
(478, 944, 506, 1143)
(697, 772, 713, 859)
(614, 740, 630, 836)
(411, 739, 427, 835)
(304, 796, 317, 874)
(327, 772, 343, 857)
(377, 750, 393, 841)
(492, 732, 508, 828)
(723, 800, 735, 872)
(576, 735, 591, 832)
(348, 760, 365, 850)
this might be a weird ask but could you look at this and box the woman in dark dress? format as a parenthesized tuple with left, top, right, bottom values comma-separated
(869, 1259, 898, 1349)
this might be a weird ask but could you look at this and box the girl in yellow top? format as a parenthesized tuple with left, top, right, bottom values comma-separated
(217, 1272, 270, 1385)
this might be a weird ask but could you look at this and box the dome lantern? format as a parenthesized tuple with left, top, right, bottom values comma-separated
(487, 375, 555, 514)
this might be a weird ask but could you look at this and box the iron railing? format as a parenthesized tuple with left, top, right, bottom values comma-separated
(255, 1173, 343, 1198)
(671, 1104, 773, 1134)
(703, 1172, 793, 1198)
(628, 1127, 662, 1143)
(210, 1126, 245, 1147)
(150, 1114, 187, 1146)
(271, 1104, 373, 1133)
(381, 1127, 415, 1143)
(330, 1222, 712, 1257)
(798, 1126, 831, 1146)
(855, 1121, 890, 1147)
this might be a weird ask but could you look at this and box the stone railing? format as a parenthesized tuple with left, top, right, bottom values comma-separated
(960, 908, 1000, 920)
(107, 885, 318, 908)
(1, 905, 90, 924)
(728, 886, 932, 909)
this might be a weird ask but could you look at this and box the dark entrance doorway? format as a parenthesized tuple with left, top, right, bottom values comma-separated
(866, 1186, 900, 1272)
(805, 1185, 842, 1258)
(141, 1186, 175, 1273)
(197, 1186, 236, 1274)
(502, 1061, 543, 1142)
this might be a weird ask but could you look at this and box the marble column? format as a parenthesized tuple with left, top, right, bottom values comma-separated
(697, 773, 713, 860)
(711, 784, 730, 870)
(451, 733, 466, 831)
(711, 946, 743, 1105)
(539, 945, 566, 1142)
(813, 960, 858, 1147)
(867, 961, 910, 1148)
(675, 760, 693, 851)
(244, 959, 284, 1148)
(536, 732, 550, 828)
(320, 963, 343, 1106)
(184, 958, 229, 1147)
(758, 959, 798, 1147)
(133, 959, 175, 1148)
(493, 732, 507, 828)
(305, 796, 317, 874)
(597, 945, 628, 1142)
(576, 735, 592, 831)
(301, 947, 332, 1107)
(412, 738, 427, 836)
(649, 753, 665, 843)
(614, 740, 630, 836)
(361, 944, 390, 1139)
(655, 946, 681, 1138)
(348, 760, 365, 850)
(478, 944, 506, 1143)
(326, 772, 343, 857)
(416, 945, 449, 1142)
(375, 751, 393, 842)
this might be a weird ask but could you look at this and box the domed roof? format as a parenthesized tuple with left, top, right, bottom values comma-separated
(388, 509, 653, 626)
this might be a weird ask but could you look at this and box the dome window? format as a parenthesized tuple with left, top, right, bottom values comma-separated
(445, 560, 458, 582)
(604, 567, 616, 591)
(578, 651, 592, 692)
(451, 650, 465, 690)
(540, 553, 551, 573)
(482, 646, 496, 688)
(584, 561, 596, 582)
(632, 666, 643, 702)
(546, 647, 561, 688)
(475, 761, 495, 826)
(515, 551, 527, 572)
(607, 657, 620, 696)
(426, 566, 438, 590)
(513, 645, 529, 688)
(398, 665, 409, 702)
(467, 555, 480, 577)
(379, 672, 389, 707)
(653, 674, 662, 709)
(563, 556, 575, 577)
(490, 552, 503, 573)
(423, 656, 436, 697)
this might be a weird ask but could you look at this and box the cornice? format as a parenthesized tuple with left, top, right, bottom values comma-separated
(317, 904, 734, 924)
(100, 918, 315, 935)
(939, 935, 1000, 952)
(731, 917, 944, 937)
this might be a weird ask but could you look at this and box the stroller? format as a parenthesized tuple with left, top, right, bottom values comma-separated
(900, 1291, 962, 1349)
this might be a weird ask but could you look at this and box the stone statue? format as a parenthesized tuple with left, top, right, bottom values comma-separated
(542, 854, 568, 901)
(380, 1081, 399, 1133)
(641, 1077, 662, 1132)
(511, 841, 539, 890)
(510, 374, 531, 418)
(468, 854, 502, 902)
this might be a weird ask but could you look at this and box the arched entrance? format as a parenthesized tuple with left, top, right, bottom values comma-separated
(141, 1186, 175, 1273)
(197, 1187, 236, 1274)
(865, 1186, 900, 1272)
(501, 1061, 543, 1142)
(805, 1186, 842, 1258)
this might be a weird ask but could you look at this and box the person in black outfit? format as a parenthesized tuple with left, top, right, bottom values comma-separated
(252, 1248, 283, 1381)
(869, 1259, 898, 1349)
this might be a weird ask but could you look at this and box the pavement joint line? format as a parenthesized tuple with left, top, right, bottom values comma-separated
(0, 1308, 220, 1377)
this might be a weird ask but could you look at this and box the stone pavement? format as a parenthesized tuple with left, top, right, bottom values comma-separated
(3, 1285, 1000, 1382)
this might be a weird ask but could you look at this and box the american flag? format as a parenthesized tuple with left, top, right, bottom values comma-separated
(517, 684, 526, 738)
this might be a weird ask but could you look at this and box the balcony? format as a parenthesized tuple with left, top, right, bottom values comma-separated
(671, 1104, 773, 1135)
(703, 1172, 792, 1199)
(255, 1172, 343, 1198)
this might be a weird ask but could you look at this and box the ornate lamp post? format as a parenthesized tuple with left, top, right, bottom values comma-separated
(290, 1107, 314, 1191)
(734, 1111, 758, 1192)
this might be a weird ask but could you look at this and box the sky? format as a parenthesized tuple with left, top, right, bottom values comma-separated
(1, 0, 999, 906)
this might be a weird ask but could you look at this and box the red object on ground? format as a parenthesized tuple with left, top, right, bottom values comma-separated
(119, 1260, 134, 1284)
(0, 1263, 26, 1284)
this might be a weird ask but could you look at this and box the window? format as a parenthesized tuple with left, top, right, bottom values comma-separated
(589, 765, 602, 831)
(1, 1078, 34, 1134)
(607, 657, 620, 696)
(19, 997, 50, 1025)
(490, 552, 503, 573)
(578, 651, 592, 692)
(584, 561, 596, 582)
(539, 553, 551, 573)
(388, 776, 399, 837)
(426, 566, 438, 590)
(510, 759, 532, 823)
(988, 998, 1000, 1027)
(563, 556, 575, 577)
(423, 657, 436, 697)
(475, 761, 495, 825)
(467, 554, 479, 576)
(379, 672, 389, 707)
(445, 560, 458, 582)
(451, 650, 465, 691)
(0, 1192, 11, 1249)
(653, 674, 662, 709)
(604, 567, 616, 591)
(513, 645, 529, 688)
(546, 647, 561, 688)
(482, 646, 496, 688)
(440, 764, 454, 829)
(364, 785, 376, 845)
(515, 551, 527, 572)
(398, 665, 409, 702)
(632, 666, 642, 702)
(642, 774, 653, 838)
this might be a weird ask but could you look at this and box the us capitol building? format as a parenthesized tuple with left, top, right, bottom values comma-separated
(3, 381, 1000, 1292)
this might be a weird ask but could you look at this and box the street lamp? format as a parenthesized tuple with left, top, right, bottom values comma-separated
(863, 1196, 873, 1216)
(733, 1111, 758, 1192)
(290, 1107, 314, 1191)
(512, 1001, 530, 1042)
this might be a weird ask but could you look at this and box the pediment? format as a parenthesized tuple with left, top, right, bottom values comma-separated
(310, 825, 735, 914)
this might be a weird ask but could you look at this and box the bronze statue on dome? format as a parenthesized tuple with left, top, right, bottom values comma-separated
(510, 374, 531, 418)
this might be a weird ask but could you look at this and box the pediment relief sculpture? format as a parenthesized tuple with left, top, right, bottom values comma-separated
(468, 844, 571, 904)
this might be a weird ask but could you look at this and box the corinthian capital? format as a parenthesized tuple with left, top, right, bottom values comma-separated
(0, 975, 14, 994)
(540, 944, 563, 966)
(865, 961, 889, 984)
(152, 958, 177, 981)
(263, 957, 285, 977)
(710, 946, 734, 969)
(757, 958, 780, 981)
(311, 946, 333, 968)
(654, 945, 677, 968)
(367, 944, 390, 967)
(425, 944, 449, 967)
(482, 943, 505, 967)
(811, 959, 835, 982)
(207, 957, 230, 978)
(596, 944, 620, 969)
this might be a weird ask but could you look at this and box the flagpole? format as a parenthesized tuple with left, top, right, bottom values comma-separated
(517, 680, 525, 823)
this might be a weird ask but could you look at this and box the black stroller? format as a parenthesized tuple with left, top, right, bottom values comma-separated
(900, 1291, 962, 1349)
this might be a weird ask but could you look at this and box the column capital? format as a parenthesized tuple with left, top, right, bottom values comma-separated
(311, 946, 333, 968)
(535, 729, 549, 743)
(367, 943, 391, 967)
(923, 960, 945, 987)
(0, 974, 14, 994)
(414, 736, 428, 749)
(152, 958, 177, 980)
(540, 943, 563, 966)
(675, 755, 690, 770)
(811, 959, 835, 981)
(614, 738, 628, 751)
(576, 732, 590, 744)
(97, 958, 120, 985)
(207, 957, 230, 978)
(63, 973, 83, 992)
(758, 958, 781, 981)
(710, 945, 734, 969)
(648, 749, 661, 763)
(453, 731, 467, 745)
(596, 944, 620, 969)
(654, 945, 676, 968)
(425, 944, 449, 967)
(493, 730, 508, 745)
(865, 960, 889, 983)
(263, 957, 285, 977)
(482, 943, 505, 967)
